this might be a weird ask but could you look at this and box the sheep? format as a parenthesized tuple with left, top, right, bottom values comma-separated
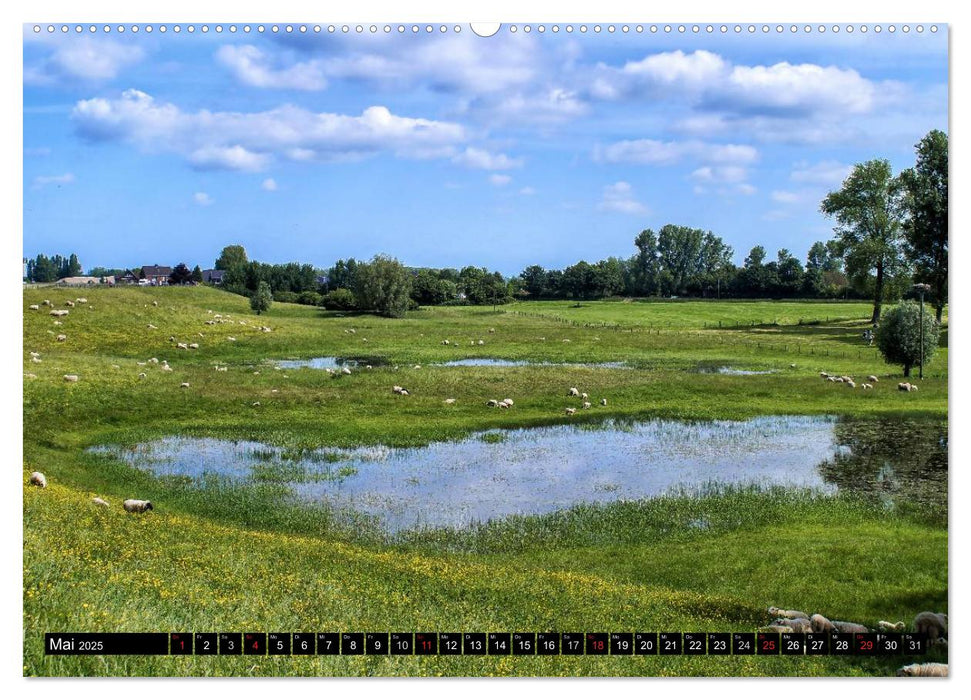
(28, 472, 47, 488)
(42, 299, 51, 306)
(441, 339, 450, 345)
(444, 398, 456, 404)
(227, 337, 237, 342)
(565, 407, 577, 415)
(152, 301, 158, 307)
(160, 365, 173, 372)
(55, 334, 67, 342)
(896, 662, 948, 677)
(503, 399, 514, 406)
(29, 304, 39, 310)
(24, 373, 37, 379)
(810, 614, 836, 633)
(147, 323, 158, 330)
(789, 363, 796, 368)
(498, 401, 510, 409)
(913, 612, 947, 642)
(487, 400, 499, 408)
(773, 617, 812, 633)
(477, 340, 484, 345)
(188, 343, 199, 349)
(820, 372, 830, 378)
(581, 392, 589, 400)
(177, 343, 188, 350)
(562, 339, 572, 343)
(138, 372, 147, 379)
(867, 375, 879, 383)
(489, 328, 496, 333)
(342, 367, 352, 375)
(111, 364, 120, 369)
(831, 620, 870, 634)
(846, 380, 857, 388)
(64, 300, 75, 307)
(30, 350, 40, 357)
(30, 357, 42, 364)
(910, 384, 919, 392)
(215, 366, 228, 372)
(137, 361, 147, 366)
(148, 358, 159, 364)
(600, 398, 607, 406)
(252, 401, 261, 407)
(399, 389, 409, 396)
(63, 374, 79, 382)
(413, 364, 422, 370)
(834, 377, 844, 383)
(180, 382, 190, 388)
(49, 309, 69, 317)
(92, 497, 109, 508)
(862, 383, 873, 390)
(877, 620, 906, 632)
(828, 376, 837, 382)
(123, 499, 153, 513)
(768, 607, 807, 620)
(76, 297, 87, 304)
(52, 320, 62, 326)
(899, 382, 913, 392)
(582, 402, 592, 409)
(568, 387, 580, 397)
(759, 625, 794, 634)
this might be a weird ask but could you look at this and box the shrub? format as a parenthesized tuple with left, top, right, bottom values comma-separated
(875, 300, 940, 377)
(322, 288, 356, 311)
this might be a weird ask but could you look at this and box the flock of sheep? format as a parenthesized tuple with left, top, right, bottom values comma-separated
(28, 471, 152, 513)
(819, 370, 923, 394)
(762, 606, 947, 676)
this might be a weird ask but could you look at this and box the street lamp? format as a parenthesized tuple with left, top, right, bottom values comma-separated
(913, 283, 931, 380)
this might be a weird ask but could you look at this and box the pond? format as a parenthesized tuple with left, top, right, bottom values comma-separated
(696, 365, 778, 376)
(433, 358, 630, 368)
(275, 356, 385, 370)
(91, 415, 946, 533)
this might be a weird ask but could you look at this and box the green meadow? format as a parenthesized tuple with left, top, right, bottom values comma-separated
(22, 285, 947, 676)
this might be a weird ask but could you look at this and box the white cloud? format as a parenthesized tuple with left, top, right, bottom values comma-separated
(261, 178, 278, 192)
(216, 45, 327, 91)
(736, 183, 758, 196)
(25, 38, 143, 84)
(464, 88, 587, 125)
(193, 192, 213, 206)
(519, 186, 536, 196)
(598, 181, 648, 215)
(72, 90, 474, 171)
(790, 160, 854, 186)
(690, 165, 749, 184)
(451, 147, 523, 171)
(594, 139, 758, 167)
(771, 190, 801, 204)
(32, 173, 75, 189)
(489, 174, 511, 187)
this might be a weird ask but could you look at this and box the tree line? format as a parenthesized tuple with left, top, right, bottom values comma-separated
(23, 253, 82, 282)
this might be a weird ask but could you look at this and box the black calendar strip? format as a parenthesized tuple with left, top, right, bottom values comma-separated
(45, 632, 929, 656)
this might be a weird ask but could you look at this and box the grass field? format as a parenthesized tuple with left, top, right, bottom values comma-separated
(22, 285, 948, 676)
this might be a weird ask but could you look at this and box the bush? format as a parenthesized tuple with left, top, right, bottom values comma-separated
(875, 300, 940, 377)
(321, 288, 356, 311)
(250, 281, 273, 315)
(298, 291, 322, 306)
(272, 291, 300, 304)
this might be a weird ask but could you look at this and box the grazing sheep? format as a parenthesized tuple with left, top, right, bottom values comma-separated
(160, 365, 173, 372)
(835, 377, 844, 383)
(123, 499, 153, 513)
(773, 617, 812, 633)
(899, 382, 913, 392)
(92, 497, 109, 507)
(52, 321, 62, 326)
(138, 373, 147, 379)
(565, 407, 577, 415)
(581, 392, 589, 400)
(489, 328, 496, 333)
(789, 363, 796, 368)
(64, 300, 75, 307)
(810, 614, 836, 633)
(503, 398, 514, 406)
(568, 387, 580, 397)
(828, 376, 837, 382)
(42, 299, 51, 306)
(169, 336, 176, 342)
(477, 340, 484, 345)
(215, 366, 227, 372)
(111, 364, 120, 369)
(188, 343, 199, 349)
(56, 334, 67, 342)
(867, 375, 879, 383)
(831, 620, 870, 634)
(76, 297, 87, 304)
(600, 398, 607, 406)
(399, 389, 409, 396)
(820, 372, 830, 378)
(137, 361, 147, 366)
(444, 398, 456, 404)
(24, 373, 37, 379)
(768, 607, 808, 620)
(180, 382, 190, 388)
(252, 401, 261, 406)
(342, 367, 352, 375)
(582, 402, 592, 409)
(487, 400, 499, 407)
(393, 385, 404, 394)
(877, 620, 906, 632)
(562, 339, 572, 343)
(253, 371, 261, 375)
(152, 301, 158, 306)
(148, 358, 159, 364)
(441, 339, 450, 345)
(49, 309, 69, 317)
(861, 383, 872, 390)
(846, 380, 857, 388)
(413, 364, 422, 370)
(227, 337, 237, 342)
(913, 612, 947, 642)
(896, 662, 948, 677)
(910, 384, 919, 392)
(177, 343, 188, 350)
(29, 304, 39, 310)
(28, 472, 47, 488)
(498, 401, 510, 409)
(63, 374, 79, 382)
(30, 356, 42, 364)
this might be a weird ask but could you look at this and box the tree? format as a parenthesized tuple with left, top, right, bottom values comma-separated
(633, 229, 660, 295)
(821, 159, 906, 323)
(411, 269, 451, 306)
(899, 130, 948, 322)
(250, 281, 273, 315)
(215, 244, 248, 271)
(875, 300, 940, 377)
(66, 253, 82, 277)
(321, 288, 356, 310)
(353, 254, 412, 318)
(520, 265, 547, 298)
(191, 265, 204, 283)
(168, 263, 193, 285)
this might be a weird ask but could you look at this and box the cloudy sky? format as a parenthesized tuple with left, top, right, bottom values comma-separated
(23, 24, 947, 274)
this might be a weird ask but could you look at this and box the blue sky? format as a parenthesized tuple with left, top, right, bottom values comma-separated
(23, 24, 948, 275)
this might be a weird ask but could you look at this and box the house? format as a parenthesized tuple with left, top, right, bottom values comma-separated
(115, 270, 139, 285)
(56, 276, 102, 286)
(140, 265, 172, 285)
(202, 269, 225, 285)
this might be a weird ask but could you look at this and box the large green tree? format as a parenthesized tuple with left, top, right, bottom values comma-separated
(353, 255, 412, 318)
(821, 159, 906, 323)
(875, 300, 940, 377)
(899, 129, 948, 322)
(250, 281, 273, 315)
(215, 244, 248, 271)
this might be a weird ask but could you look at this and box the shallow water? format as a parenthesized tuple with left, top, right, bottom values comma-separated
(697, 366, 777, 376)
(93, 414, 916, 533)
(275, 356, 383, 370)
(434, 358, 630, 368)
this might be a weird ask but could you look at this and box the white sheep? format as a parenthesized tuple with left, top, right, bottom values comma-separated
(810, 614, 836, 633)
(444, 398, 456, 404)
(867, 375, 879, 383)
(160, 365, 173, 372)
(65, 300, 75, 307)
(28, 472, 47, 488)
(49, 309, 69, 317)
(63, 374, 79, 382)
(42, 299, 51, 306)
(148, 358, 159, 364)
(180, 382, 190, 388)
(188, 343, 199, 349)
(215, 366, 228, 372)
(896, 663, 947, 677)
(147, 323, 158, 330)
(503, 398, 514, 406)
(498, 401, 510, 409)
(581, 392, 589, 400)
(899, 382, 912, 392)
(177, 343, 188, 350)
(123, 499, 153, 513)
(92, 497, 109, 507)
(29, 304, 39, 310)
(76, 297, 87, 304)
(24, 373, 37, 379)
(138, 372, 147, 379)
(846, 380, 856, 388)
(137, 362, 147, 366)
(54, 334, 67, 343)
(477, 340, 484, 345)
(413, 364, 422, 370)
(862, 383, 873, 390)
(582, 402, 592, 409)
(441, 339, 450, 345)
(227, 337, 237, 342)
(913, 611, 947, 641)
(342, 367, 352, 375)
(828, 376, 837, 382)
(399, 389, 409, 396)
(568, 387, 580, 397)
(152, 301, 158, 307)
(768, 607, 808, 619)
(820, 372, 830, 378)
(565, 407, 577, 415)
(487, 400, 499, 407)
(488, 328, 496, 333)
(252, 401, 261, 406)
(773, 617, 812, 633)
(600, 398, 608, 406)
(877, 620, 906, 632)
(31, 357, 42, 364)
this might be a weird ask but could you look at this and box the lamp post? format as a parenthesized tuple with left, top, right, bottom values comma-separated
(913, 283, 931, 380)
